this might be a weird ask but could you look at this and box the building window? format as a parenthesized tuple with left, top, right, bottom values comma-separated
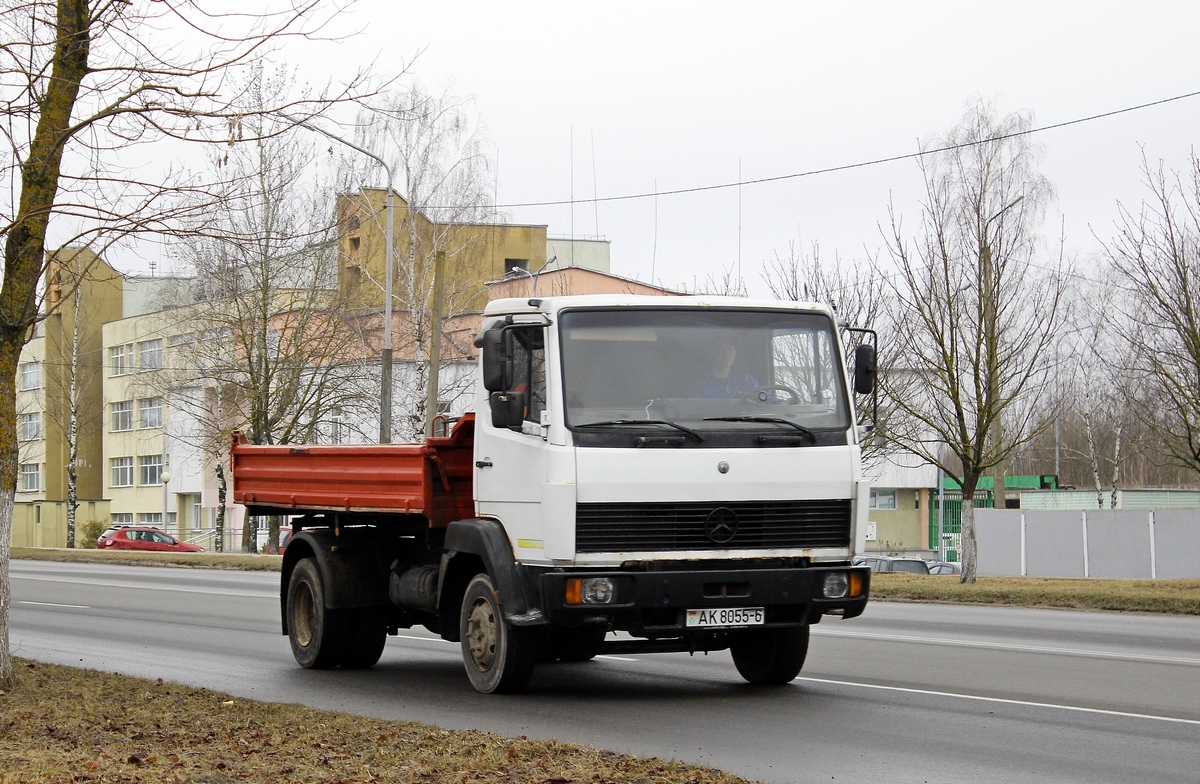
(110, 345, 127, 376)
(19, 362, 40, 390)
(138, 339, 163, 371)
(111, 457, 134, 488)
(139, 512, 163, 526)
(111, 400, 133, 432)
(192, 496, 203, 531)
(111, 513, 133, 525)
(505, 258, 529, 274)
(139, 397, 163, 429)
(18, 412, 40, 441)
(870, 489, 898, 510)
(18, 464, 40, 492)
(330, 407, 345, 445)
(139, 454, 163, 486)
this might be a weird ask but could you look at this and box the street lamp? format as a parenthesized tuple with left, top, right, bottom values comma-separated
(289, 118, 397, 444)
(161, 453, 171, 533)
(505, 254, 557, 296)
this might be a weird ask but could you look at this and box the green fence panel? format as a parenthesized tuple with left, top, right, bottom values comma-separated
(928, 491, 992, 561)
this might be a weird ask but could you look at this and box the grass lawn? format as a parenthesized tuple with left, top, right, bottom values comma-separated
(0, 660, 751, 784)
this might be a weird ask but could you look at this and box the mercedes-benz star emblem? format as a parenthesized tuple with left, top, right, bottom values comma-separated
(704, 507, 739, 544)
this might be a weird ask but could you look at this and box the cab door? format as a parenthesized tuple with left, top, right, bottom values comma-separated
(474, 324, 550, 548)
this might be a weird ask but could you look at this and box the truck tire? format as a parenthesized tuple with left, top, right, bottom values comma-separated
(340, 608, 388, 669)
(460, 573, 537, 693)
(730, 626, 810, 685)
(287, 558, 346, 669)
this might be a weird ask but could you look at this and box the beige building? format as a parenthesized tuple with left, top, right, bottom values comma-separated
(13, 211, 624, 548)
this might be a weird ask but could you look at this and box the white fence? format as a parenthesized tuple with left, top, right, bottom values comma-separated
(976, 508, 1200, 579)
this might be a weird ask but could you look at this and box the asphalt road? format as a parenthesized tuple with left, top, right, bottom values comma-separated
(10, 560, 1200, 784)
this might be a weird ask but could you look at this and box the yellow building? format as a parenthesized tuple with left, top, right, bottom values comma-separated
(337, 188, 550, 315)
(14, 248, 121, 547)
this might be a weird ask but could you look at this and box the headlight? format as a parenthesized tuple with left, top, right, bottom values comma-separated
(565, 577, 616, 605)
(822, 572, 849, 599)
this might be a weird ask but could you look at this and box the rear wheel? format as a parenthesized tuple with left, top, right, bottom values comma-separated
(287, 558, 346, 669)
(340, 608, 388, 669)
(730, 626, 810, 685)
(460, 573, 537, 693)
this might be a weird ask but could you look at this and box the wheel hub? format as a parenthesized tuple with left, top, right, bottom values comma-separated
(466, 598, 498, 671)
(293, 584, 315, 647)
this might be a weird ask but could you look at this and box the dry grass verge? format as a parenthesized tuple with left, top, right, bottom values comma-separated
(12, 547, 282, 572)
(0, 659, 752, 784)
(870, 574, 1200, 614)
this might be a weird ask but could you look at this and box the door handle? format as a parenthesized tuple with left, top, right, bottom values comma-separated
(475, 460, 493, 468)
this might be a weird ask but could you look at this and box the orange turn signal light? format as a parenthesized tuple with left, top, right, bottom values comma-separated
(849, 571, 864, 597)
(565, 578, 583, 605)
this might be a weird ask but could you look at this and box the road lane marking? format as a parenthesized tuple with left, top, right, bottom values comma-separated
(812, 628, 1200, 667)
(798, 676, 1200, 726)
(18, 600, 90, 609)
(14, 575, 270, 599)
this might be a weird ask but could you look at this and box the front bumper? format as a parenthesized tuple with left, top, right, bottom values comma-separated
(536, 564, 870, 637)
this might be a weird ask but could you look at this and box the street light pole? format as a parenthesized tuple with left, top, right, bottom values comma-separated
(288, 117, 396, 443)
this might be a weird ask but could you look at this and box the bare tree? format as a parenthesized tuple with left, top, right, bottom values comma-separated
(346, 84, 498, 440)
(878, 100, 1065, 582)
(0, 0, 379, 686)
(694, 264, 749, 297)
(1105, 151, 1200, 480)
(761, 240, 887, 460)
(170, 67, 379, 552)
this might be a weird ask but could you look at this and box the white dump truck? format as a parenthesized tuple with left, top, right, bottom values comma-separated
(232, 294, 876, 693)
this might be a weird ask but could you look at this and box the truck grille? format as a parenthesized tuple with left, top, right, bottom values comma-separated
(575, 500, 851, 553)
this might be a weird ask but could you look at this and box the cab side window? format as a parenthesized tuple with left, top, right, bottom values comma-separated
(510, 327, 547, 424)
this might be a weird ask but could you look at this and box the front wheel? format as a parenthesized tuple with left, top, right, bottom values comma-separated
(460, 573, 537, 693)
(287, 558, 346, 669)
(730, 626, 809, 685)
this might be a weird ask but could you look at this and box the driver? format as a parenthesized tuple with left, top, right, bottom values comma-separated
(691, 339, 760, 398)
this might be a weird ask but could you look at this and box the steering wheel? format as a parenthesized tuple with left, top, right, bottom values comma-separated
(738, 384, 801, 405)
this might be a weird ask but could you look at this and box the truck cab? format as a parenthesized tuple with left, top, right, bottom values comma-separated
(459, 295, 872, 687)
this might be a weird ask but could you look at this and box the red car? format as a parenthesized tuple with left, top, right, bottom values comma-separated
(96, 526, 203, 553)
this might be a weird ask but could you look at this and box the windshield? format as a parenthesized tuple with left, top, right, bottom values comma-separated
(560, 307, 851, 444)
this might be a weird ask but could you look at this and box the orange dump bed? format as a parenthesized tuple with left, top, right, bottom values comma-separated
(231, 414, 475, 528)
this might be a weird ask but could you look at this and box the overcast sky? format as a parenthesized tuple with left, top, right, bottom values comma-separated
(140, 2, 1200, 296)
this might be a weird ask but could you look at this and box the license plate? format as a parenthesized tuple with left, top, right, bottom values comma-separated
(685, 607, 765, 628)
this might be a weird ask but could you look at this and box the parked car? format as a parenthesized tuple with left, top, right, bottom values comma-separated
(96, 526, 203, 553)
(928, 561, 962, 575)
(852, 555, 931, 574)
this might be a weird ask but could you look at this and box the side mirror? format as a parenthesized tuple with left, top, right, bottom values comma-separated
(853, 344, 877, 395)
(480, 327, 509, 392)
(489, 390, 526, 430)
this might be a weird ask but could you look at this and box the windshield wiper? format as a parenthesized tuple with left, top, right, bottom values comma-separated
(575, 419, 704, 442)
(703, 416, 817, 443)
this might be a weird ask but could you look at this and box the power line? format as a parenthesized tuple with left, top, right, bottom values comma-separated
(491, 89, 1200, 210)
